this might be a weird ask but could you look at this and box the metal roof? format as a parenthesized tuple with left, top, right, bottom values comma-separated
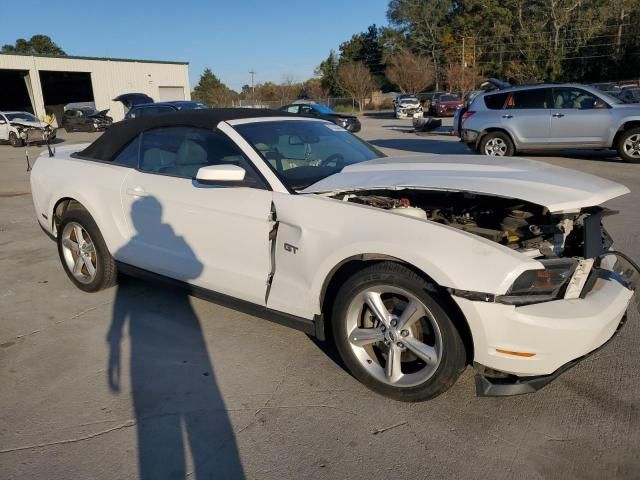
(0, 52, 188, 65)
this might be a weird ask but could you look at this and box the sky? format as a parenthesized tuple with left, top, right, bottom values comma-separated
(1, 0, 390, 91)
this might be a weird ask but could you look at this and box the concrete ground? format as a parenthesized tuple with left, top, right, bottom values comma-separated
(1, 119, 639, 480)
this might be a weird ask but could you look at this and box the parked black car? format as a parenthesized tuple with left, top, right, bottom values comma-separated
(62, 107, 113, 132)
(124, 101, 207, 120)
(279, 102, 361, 132)
(112, 93, 154, 111)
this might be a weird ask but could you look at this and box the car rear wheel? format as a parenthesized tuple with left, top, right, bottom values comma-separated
(332, 262, 466, 402)
(479, 131, 515, 156)
(57, 204, 118, 292)
(617, 128, 640, 163)
(9, 132, 23, 147)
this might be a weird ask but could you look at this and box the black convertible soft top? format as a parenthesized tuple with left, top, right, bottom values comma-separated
(77, 108, 298, 162)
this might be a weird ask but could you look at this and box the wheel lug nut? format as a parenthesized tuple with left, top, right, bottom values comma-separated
(400, 330, 409, 337)
(397, 342, 404, 348)
(390, 319, 398, 327)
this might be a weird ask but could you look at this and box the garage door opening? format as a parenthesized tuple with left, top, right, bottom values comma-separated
(0, 69, 33, 112)
(39, 71, 94, 126)
(158, 86, 185, 102)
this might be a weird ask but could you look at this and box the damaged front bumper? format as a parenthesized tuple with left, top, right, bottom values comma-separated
(474, 313, 628, 396)
(453, 259, 637, 396)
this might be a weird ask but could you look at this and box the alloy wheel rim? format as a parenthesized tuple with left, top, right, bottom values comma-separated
(345, 285, 443, 387)
(623, 134, 640, 158)
(485, 138, 507, 156)
(61, 222, 98, 284)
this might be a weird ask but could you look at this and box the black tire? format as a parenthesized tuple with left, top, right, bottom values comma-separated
(617, 127, 640, 163)
(9, 132, 23, 147)
(478, 131, 515, 157)
(57, 203, 118, 292)
(332, 262, 467, 402)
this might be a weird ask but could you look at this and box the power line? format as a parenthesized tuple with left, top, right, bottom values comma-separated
(458, 23, 635, 43)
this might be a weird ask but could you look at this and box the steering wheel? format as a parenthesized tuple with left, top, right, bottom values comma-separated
(319, 153, 345, 169)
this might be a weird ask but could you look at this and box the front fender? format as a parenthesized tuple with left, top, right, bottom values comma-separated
(266, 193, 539, 319)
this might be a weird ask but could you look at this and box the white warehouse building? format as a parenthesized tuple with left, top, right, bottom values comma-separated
(0, 53, 190, 124)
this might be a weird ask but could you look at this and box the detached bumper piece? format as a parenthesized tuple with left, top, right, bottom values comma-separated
(474, 314, 628, 397)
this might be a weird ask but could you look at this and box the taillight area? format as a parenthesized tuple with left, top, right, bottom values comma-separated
(461, 110, 476, 123)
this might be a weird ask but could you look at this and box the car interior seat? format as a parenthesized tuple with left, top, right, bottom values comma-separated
(172, 138, 209, 177)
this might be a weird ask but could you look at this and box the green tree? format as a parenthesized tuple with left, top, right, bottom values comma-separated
(315, 50, 342, 96)
(191, 68, 237, 107)
(1, 35, 66, 55)
(387, 0, 453, 89)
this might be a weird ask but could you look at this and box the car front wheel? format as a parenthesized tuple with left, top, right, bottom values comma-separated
(332, 262, 466, 402)
(617, 127, 640, 163)
(57, 204, 118, 292)
(479, 131, 515, 156)
(9, 132, 24, 147)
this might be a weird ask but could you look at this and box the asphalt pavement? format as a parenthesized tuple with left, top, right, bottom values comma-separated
(1, 118, 638, 480)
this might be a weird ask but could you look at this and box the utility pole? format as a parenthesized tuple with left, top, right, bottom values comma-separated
(249, 70, 256, 105)
(461, 37, 465, 94)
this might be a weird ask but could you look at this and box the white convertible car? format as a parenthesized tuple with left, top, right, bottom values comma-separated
(30, 109, 638, 401)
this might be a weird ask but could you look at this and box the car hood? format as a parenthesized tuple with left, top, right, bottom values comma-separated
(88, 109, 111, 118)
(302, 155, 629, 212)
(9, 119, 50, 129)
(327, 113, 357, 120)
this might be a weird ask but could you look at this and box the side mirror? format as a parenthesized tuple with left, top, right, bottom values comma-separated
(0, 119, 6, 124)
(196, 164, 246, 184)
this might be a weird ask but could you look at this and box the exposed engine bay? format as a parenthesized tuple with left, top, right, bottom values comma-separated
(333, 189, 610, 259)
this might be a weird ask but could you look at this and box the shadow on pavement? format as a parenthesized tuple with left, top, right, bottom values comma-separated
(369, 138, 470, 155)
(107, 196, 244, 480)
(362, 111, 395, 119)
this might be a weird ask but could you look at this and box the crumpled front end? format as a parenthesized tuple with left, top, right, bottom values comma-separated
(11, 121, 56, 143)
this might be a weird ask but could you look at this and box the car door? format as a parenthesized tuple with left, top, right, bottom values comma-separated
(550, 87, 613, 146)
(0, 114, 8, 140)
(501, 88, 552, 147)
(119, 126, 274, 306)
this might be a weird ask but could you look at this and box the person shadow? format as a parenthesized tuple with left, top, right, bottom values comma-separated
(106, 196, 245, 480)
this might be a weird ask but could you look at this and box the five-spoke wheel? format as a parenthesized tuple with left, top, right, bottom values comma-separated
(332, 262, 466, 401)
(61, 222, 98, 284)
(345, 286, 442, 387)
(56, 203, 118, 292)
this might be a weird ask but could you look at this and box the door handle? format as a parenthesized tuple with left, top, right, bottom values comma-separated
(552, 113, 565, 118)
(501, 114, 513, 119)
(126, 187, 149, 197)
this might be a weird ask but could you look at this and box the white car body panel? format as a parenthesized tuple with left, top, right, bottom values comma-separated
(266, 192, 539, 319)
(303, 155, 630, 213)
(119, 171, 273, 305)
(30, 117, 634, 381)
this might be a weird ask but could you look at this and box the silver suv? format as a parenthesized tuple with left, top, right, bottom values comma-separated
(461, 83, 640, 162)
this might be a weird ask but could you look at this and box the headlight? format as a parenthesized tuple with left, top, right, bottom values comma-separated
(497, 258, 577, 305)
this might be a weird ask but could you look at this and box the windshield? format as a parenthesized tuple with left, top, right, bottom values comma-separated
(312, 104, 335, 114)
(235, 119, 383, 190)
(595, 89, 624, 105)
(80, 108, 98, 115)
(5, 112, 38, 122)
(398, 96, 418, 102)
(440, 95, 460, 102)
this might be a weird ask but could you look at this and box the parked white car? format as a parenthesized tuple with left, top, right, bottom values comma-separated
(0, 111, 56, 147)
(394, 94, 423, 119)
(30, 109, 637, 401)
